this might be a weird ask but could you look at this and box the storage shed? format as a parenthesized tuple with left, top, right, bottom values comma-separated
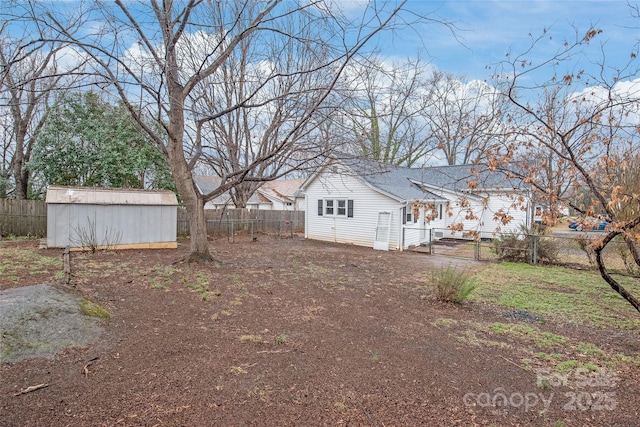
(46, 186, 178, 250)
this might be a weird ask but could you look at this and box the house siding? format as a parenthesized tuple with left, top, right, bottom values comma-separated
(403, 204, 448, 248)
(302, 158, 531, 250)
(431, 191, 529, 239)
(479, 191, 529, 238)
(304, 166, 402, 250)
(442, 195, 487, 238)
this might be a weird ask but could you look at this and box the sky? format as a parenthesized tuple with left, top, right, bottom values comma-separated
(376, 0, 639, 84)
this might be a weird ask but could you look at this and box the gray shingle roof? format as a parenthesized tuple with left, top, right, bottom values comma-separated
(334, 154, 523, 202)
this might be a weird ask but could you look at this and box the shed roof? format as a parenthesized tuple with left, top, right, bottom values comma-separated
(45, 186, 178, 206)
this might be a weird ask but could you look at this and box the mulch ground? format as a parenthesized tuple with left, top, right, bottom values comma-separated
(1, 235, 638, 426)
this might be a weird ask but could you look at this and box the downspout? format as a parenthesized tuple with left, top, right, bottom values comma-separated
(304, 193, 308, 239)
(399, 205, 404, 251)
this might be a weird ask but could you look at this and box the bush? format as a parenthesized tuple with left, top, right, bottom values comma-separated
(431, 265, 475, 304)
(493, 225, 558, 264)
(574, 233, 595, 267)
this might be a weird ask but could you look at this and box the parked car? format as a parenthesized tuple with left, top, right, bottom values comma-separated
(568, 217, 610, 231)
(592, 220, 610, 231)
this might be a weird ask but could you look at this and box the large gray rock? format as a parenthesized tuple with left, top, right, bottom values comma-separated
(0, 284, 105, 363)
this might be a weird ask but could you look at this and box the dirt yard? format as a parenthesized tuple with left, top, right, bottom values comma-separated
(1, 235, 639, 426)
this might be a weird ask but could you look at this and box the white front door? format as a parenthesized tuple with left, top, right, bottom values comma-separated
(373, 211, 392, 251)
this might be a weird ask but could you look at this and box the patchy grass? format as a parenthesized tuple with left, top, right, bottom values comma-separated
(183, 270, 216, 301)
(0, 248, 62, 283)
(274, 334, 288, 345)
(146, 264, 179, 290)
(431, 318, 458, 328)
(239, 334, 263, 343)
(230, 366, 248, 375)
(488, 322, 566, 348)
(434, 317, 640, 372)
(79, 298, 110, 319)
(470, 263, 640, 329)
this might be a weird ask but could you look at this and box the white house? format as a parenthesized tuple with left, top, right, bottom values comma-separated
(257, 179, 305, 210)
(299, 156, 531, 251)
(194, 175, 266, 210)
(194, 175, 304, 210)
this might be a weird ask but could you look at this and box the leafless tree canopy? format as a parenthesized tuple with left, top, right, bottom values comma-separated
(0, 5, 85, 199)
(16, 0, 413, 260)
(493, 27, 640, 312)
(421, 70, 508, 166)
(341, 57, 433, 166)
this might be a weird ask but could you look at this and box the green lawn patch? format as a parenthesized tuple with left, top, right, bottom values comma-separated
(470, 263, 640, 329)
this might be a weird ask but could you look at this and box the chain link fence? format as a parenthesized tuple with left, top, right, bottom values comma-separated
(538, 234, 638, 275)
(417, 229, 637, 275)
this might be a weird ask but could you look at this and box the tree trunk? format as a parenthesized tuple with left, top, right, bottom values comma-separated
(170, 153, 213, 262)
(14, 169, 29, 200)
(0, 170, 8, 199)
(13, 130, 29, 199)
(165, 98, 212, 262)
(594, 235, 640, 314)
(185, 192, 212, 263)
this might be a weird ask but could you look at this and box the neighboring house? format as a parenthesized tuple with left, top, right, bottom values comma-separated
(258, 179, 305, 210)
(532, 201, 571, 225)
(193, 175, 304, 210)
(194, 175, 266, 210)
(299, 156, 531, 251)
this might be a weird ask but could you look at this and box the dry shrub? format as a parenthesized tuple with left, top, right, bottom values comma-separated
(493, 225, 558, 264)
(431, 265, 475, 304)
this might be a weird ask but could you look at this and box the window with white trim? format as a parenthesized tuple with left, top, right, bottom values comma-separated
(317, 199, 354, 217)
(403, 206, 419, 224)
(325, 199, 334, 215)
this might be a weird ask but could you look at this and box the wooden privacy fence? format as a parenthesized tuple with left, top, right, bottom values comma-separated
(0, 199, 304, 239)
(0, 199, 46, 237)
(176, 208, 305, 237)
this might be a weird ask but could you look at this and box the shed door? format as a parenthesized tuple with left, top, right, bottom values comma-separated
(373, 211, 392, 251)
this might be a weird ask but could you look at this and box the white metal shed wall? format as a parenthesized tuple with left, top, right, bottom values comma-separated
(46, 186, 177, 249)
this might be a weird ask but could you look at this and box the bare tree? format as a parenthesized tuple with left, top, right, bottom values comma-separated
(0, 18, 72, 199)
(0, 111, 13, 198)
(32, 0, 410, 261)
(421, 70, 507, 165)
(190, 3, 341, 207)
(343, 58, 433, 166)
(496, 27, 640, 313)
